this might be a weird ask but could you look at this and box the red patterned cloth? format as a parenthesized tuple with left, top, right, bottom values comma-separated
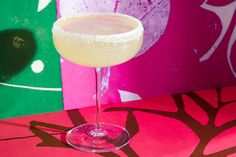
(1, 86, 236, 157)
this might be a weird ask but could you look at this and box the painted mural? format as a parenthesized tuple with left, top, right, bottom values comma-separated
(58, 0, 236, 109)
(0, 0, 235, 118)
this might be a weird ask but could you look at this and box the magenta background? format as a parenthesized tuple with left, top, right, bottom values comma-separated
(57, 0, 236, 109)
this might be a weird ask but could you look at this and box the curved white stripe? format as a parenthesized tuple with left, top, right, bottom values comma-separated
(200, 1, 236, 62)
(0, 82, 62, 91)
(227, 25, 236, 78)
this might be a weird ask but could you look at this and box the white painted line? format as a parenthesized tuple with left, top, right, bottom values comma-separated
(0, 82, 62, 91)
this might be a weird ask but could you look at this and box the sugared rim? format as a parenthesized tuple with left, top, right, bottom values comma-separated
(52, 12, 144, 42)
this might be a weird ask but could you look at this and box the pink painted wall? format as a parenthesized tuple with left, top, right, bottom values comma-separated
(57, 0, 236, 109)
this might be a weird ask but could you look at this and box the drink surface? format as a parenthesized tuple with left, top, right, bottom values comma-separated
(63, 15, 134, 35)
(52, 13, 143, 67)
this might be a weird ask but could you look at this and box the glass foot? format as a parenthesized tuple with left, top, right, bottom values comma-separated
(66, 123, 130, 153)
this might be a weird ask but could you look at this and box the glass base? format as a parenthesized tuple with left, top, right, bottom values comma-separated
(66, 123, 130, 153)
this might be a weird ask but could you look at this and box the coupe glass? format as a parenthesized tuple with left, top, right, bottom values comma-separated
(52, 12, 143, 153)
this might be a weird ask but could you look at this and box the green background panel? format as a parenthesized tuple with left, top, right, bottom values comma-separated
(0, 0, 63, 119)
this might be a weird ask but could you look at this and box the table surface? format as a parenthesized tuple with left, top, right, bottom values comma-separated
(1, 86, 236, 157)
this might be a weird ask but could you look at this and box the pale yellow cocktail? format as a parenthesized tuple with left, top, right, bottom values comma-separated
(52, 13, 144, 153)
(52, 13, 143, 67)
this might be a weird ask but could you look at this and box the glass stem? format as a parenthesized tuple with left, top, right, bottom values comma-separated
(95, 67, 102, 130)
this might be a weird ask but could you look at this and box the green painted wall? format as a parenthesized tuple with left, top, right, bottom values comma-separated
(0, 0, 63, 119)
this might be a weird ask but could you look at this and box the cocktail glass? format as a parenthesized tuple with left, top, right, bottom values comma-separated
(52, 12, 143, 153)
